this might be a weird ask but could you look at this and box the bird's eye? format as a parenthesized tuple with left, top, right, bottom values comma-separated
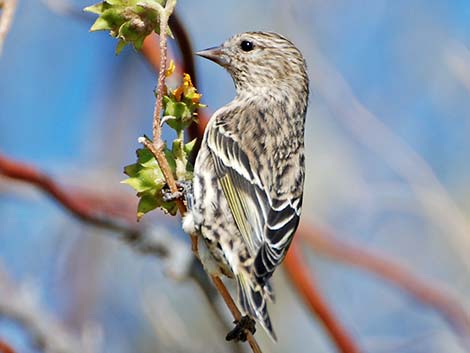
(240, 40, 254, 52)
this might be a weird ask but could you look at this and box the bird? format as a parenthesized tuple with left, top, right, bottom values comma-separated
(183, 31, 309, 341)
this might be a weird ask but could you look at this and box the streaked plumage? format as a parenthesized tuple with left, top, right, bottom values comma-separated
(183, 31, 309, 340)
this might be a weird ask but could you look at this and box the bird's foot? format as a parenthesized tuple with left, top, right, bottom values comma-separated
(162, 189, 184, 202)
(162, 181, 193, 204)
(225, 315, 256, 342)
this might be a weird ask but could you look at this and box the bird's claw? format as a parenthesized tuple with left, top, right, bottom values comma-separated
(162, 190, 184, 202)
(225, 316, 256, 342)
(161, 181, 193, 204)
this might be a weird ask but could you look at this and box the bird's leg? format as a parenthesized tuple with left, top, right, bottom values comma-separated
(225, 315, 256, 342)
(162, 180, 193, 208)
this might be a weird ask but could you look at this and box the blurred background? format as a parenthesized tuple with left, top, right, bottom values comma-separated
(1, 1, 470, 352)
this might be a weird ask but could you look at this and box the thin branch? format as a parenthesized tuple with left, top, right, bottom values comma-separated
(0, 153, 195, 273)
(284, 241, 362, 353)
(0, 0, 17, 56)
(138, 0, 196, 251)
(298, 223, 470, 341)
(147, 0, 178, 189)
(151, 2, 174, 145)
(0, 154, 140, 235)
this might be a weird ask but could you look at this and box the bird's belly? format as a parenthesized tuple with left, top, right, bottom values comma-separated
(187, 151, 239, 277)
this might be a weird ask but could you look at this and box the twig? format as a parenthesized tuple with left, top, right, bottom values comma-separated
(299, 223, 470, 341)
(151, 1, 174, 145)
(0, 0, 17, 56)
(0, 267, 84, 353)
(146, 0, 179, 191)
(137, 0, 197, 252)
(284, 241, 361, 353)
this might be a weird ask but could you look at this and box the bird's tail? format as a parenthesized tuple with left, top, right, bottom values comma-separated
(236, 273, 277, 341)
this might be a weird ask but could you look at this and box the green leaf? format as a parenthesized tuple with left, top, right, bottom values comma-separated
(137, 194, 159, 220)
(161, 200, 178, 216)
(90, 16, 113, 31)
(137, 148, 158, 168)
(115, 39, 127, 54)
(84, 0, 172, 55)
(123, 162, 139, 177)
(184, 138, 197, 155)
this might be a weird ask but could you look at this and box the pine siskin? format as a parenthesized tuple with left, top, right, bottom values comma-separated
(183, 31, 309, 340)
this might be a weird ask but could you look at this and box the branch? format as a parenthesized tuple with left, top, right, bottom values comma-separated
(284, 241, 361, 353)
(0, 0, 17, 56)
(0, 266, 84, 353)
(146, 0, 180, 198)
(0, 153, 194, 276)
(0, 154, 140, 235)
(138, 1, 196, 250)
(298, 223, 470, 341)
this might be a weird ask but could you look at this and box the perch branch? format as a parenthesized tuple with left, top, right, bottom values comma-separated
(284, 241, 361, 353)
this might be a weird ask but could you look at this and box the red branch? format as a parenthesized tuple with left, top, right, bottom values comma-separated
(284, 241, 361, 353)
(0, 340, 16, 353)
(298, 223, 470, 337)
(0, 154, 139, 234)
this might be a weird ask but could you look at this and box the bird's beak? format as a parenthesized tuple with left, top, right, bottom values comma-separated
(196, 46, 228, 66)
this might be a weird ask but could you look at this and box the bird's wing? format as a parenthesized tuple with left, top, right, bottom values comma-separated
(207, 121, 302, 283)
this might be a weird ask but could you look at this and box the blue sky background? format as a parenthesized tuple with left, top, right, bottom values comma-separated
(1, 1, 470, 353)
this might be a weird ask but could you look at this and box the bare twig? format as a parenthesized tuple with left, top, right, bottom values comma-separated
(137, 0, 197, 252)
(284, 241, 362, 353)
(0, 0, 17, 56)
(299, 223, 470, 341)
(151, 0, 175, 146)
(0, 267, 84, 353)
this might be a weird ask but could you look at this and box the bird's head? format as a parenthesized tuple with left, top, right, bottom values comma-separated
(196, 32, 308, 96)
